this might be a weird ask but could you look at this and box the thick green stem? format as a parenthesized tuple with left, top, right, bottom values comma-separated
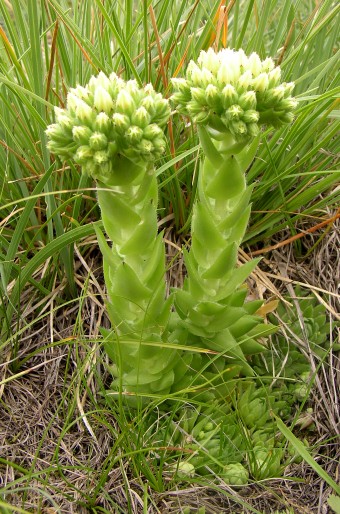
(174, 131, 275, 388)
(95, 157, 181, 404)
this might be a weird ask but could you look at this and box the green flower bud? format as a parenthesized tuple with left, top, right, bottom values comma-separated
(238, 91, 257, 110)
(72, 125, 93, 144)
(131, 106, 151, 128)
(193, 111, 210, 124)
(93, 150, 109, 165)
(46, 123, 68, 143)
(124, 125, 144, 144)
(230, 120, 248, 137)
(74, 145, 93, 165)
(143, 123, 163, 140)
(89, 132, 108, 150)
(137, 138, 154, 156)
(152, 98, 171, 126)
(225, 104, 243, 121)
(152, 137, 166, 154)
(94, 112, 111, 133)
(222, 463, 249, 485)
(190, 87, 207, 106)
(93, 85, 114, 113)
(278, 112, 294, 124)
(248, 122, 260, 137)
(54, 107, 73, 130)
(242, 110, 259, 123)
(221, 84, 238, 108)
(112, 113, 130, 132)
(171, 461, 195, 478)
(205, 84, 220, 108)
(279, 98, 298, 110)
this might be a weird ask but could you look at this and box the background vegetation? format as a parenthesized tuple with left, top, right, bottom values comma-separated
(0, 0, 339, 512)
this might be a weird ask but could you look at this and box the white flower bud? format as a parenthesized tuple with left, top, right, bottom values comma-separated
(141, 95, 156, 116)
(94, 85, 114, 113)
(171, 78, 190, 93)
(261, 57, 275, 72)
(284, 82, 295, 96)
(268, 67, 281, 87)
(126, 79, 139, 98)
(56, 113, 73, 130)
(217, 62, 235, 85)
(65, 93, 80, 113)
(205, 84, 219, 108)
(238, 70, 253, 90)
(144, 83, 155, 95)
(95, 71, 111, 90)
(248, 53, 262, 76)
(252, 73, 269, 92)
(116, 89, 135, 115)
(45, 123, 66, 142)
(271, 85, 286, 101)
(75, 99, 94, 123)
(71, 85, 90, 102)
(198, 48, 219, 73)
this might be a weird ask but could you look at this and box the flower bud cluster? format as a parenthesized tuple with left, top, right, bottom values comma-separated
(171, 48, 297, 140)
(46, 72, 170, 180)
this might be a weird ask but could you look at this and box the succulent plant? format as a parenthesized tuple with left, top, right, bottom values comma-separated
(171, 48, 297, 389)
(46, 72, 179, 404)
(221, 462, 249, 485)
(252, 286, 339, 412)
